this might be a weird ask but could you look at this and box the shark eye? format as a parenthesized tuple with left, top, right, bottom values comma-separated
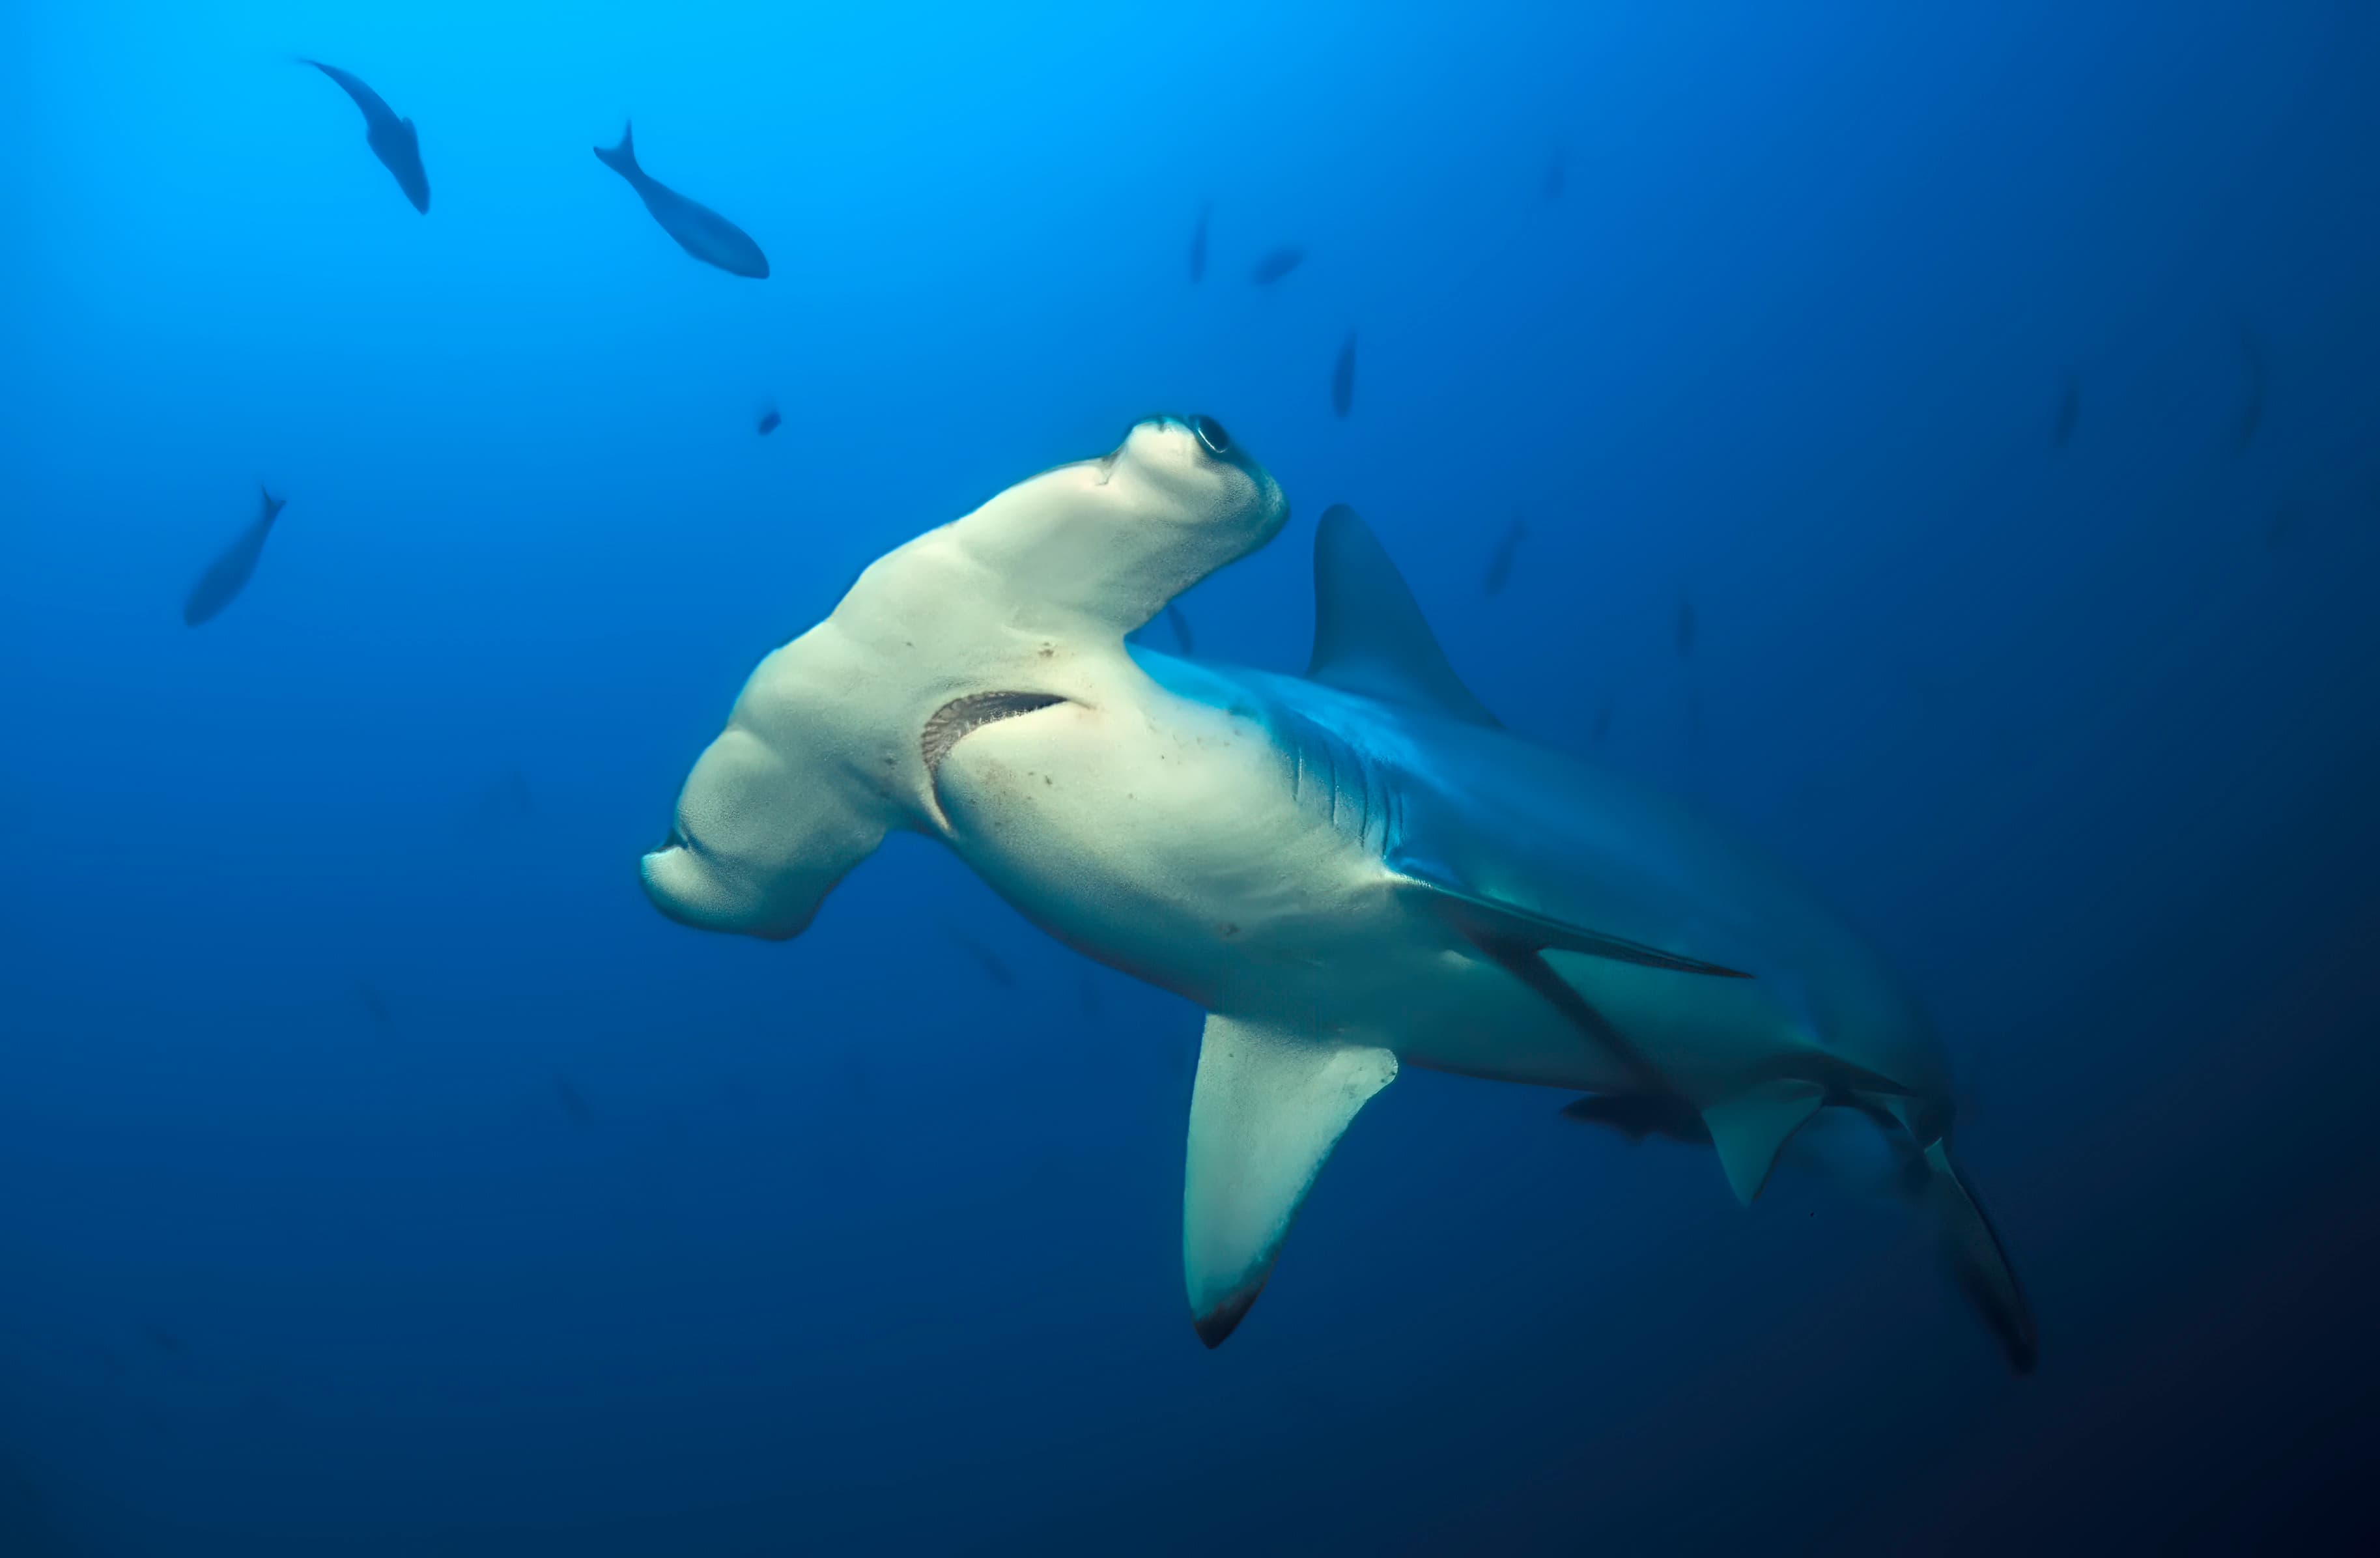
(1190, 415, 1232, 457)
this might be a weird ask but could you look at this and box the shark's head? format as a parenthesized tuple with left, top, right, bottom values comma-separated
(959, 414, 1288, 633)
(641, 414, 1283, 941)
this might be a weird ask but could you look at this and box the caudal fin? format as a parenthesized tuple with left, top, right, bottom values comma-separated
(593, 120, 638, 178)
(1923, 1141, 2037, 1374)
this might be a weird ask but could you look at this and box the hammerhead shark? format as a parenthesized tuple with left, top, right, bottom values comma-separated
(640, 416, 2036, 1370)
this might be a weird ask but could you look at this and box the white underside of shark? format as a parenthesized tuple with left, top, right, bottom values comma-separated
(641, 416, 2037, 1372)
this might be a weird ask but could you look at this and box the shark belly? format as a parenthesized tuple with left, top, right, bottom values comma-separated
(932, 677, 1646, 1094)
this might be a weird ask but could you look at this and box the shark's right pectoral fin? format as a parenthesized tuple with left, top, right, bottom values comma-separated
(1183, 1013, 1397, 1348)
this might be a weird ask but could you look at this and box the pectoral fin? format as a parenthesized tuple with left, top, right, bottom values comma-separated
(1704, 1080, 1826, 1203)
(1393, 849, 1753, 979)
(1183, 1013, 1396, 1348)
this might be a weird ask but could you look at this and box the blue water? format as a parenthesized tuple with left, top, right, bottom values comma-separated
(8, 2, 2380, 1552)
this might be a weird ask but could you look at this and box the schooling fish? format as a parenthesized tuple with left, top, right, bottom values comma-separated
(593, 121, 769, 279)
(1189, 203, 1210, 283)
(300, 61, 429, 214)
(757, 405, 782, 436)
(2052, 373, 2079, 449)
(2235, 327, 2266, 453)
(1165, 601, 1198, 655)
(1331, 330, 1357, 418)
(183, 484, 287, 627)
(1482, 516, 1527, 596)
(1250, 246, 1305, 285)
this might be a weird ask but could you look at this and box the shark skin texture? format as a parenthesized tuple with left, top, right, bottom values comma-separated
(640, 416, 2036, 1373)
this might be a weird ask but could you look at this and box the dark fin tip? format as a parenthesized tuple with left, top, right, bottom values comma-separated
(1193, 1284, 1264, 1349)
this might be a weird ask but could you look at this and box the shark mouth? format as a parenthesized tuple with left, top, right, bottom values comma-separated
(921, 690, 1070, 781)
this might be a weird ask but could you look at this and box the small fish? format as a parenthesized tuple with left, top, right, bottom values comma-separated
(2265, 499, 2307, 550)
(553, 1075, 593, 1126)
(1250, 246, 1305, 285)
(944, 928, 1015, 988)
(593, 121, 769, 279)
(1675, 596, 1695, 659)
(2052, 373, 2079, 449)
(1189, 203, 1210, 283)
(1481, 517, 1527, 596)
(183, 484, 287, 627)
(2235, 327, 2265, 453)
(300, 61, 428, 214)
(756, 406, 782, 436)
(1542, 144, 1566, 200)
(1165, 601, 1197, 655)
(1331, 330, 1357, 418)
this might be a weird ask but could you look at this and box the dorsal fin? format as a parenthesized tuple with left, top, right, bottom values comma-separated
(1305, 504, 1501, 728)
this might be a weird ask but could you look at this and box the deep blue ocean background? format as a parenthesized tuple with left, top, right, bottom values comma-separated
(8, 2, 2380, 1552)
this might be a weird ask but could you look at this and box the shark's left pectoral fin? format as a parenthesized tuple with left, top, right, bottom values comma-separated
(1392, 850, 1753, 980)
(1704, 1080, 1827, 1204)
(1183, 1013, 1397, 1348)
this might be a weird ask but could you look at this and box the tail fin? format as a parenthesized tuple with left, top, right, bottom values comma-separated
(259, 483, 287, 525)
(1923, 1140, 2037, 1374)
(593, 120, 638, 178)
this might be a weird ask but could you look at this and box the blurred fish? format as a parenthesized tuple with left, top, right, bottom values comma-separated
(593, 121, 769, 279)
(1164, 601, 1197, 655)
(1542, 143, 1566, 199)
(2235, 327, 2265, 452)
(1331, 330, 1357, 418)
(1591, 698, 1613, 745)
(2052, 372, 2078, 449)
(182, 484, 287, 627)
(354, 981, 393, 1033)
(1482, 517, 1527, 596)
(1250, 246, 1305, 285)
(1675, 595, 1696, 658)
(553, 1075, 593, 1126)
(300, 60, 428, 214)
(756, 405, 782, 436)
(943, 926, 1016, 987)
(2265, 498, 2308, 550)
(1189, 202, 1210, 282)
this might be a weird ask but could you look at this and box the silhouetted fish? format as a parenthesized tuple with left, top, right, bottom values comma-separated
(944, 928, 1015, 988)
(1331, 330, 1357, 418)
(1164, 601, 1197, 655)
(1189, 203, 1210, 283)
(593, 121, 769, 279)
(1250, 246, 1305, 285)
(1481, 517, 1527, 596)
(300, 61, 428, 214)
(2235, 327, 2265, 453)
(1675, 596, 1696, 658)
(2052, 373, 2079, 449)
(183, 484, 287, 627)
(2265, 498, 2307, 550)
(756, 406, 782, 436)
(553, 1075, 593, 1126)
